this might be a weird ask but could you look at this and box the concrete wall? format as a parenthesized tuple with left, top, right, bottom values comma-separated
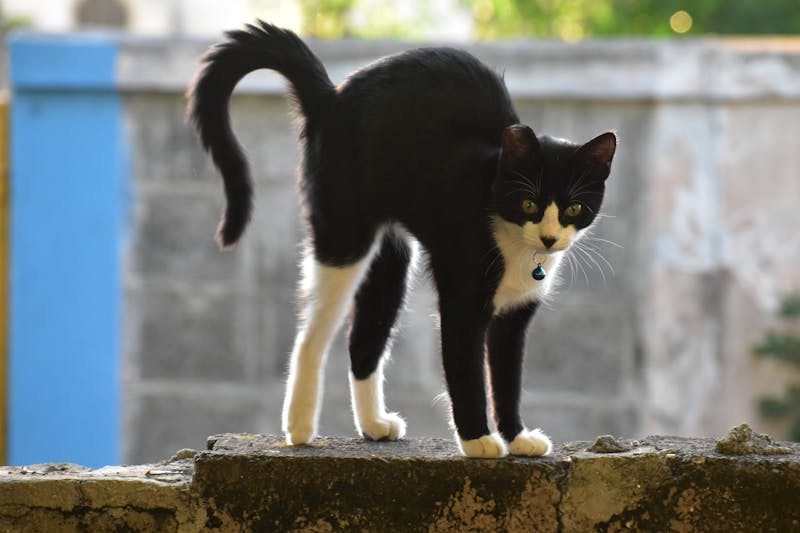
(115, 37, 800, 464)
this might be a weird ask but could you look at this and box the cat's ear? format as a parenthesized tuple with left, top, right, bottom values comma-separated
(575, 131, 617, 179)
(500, 124, 540, 172)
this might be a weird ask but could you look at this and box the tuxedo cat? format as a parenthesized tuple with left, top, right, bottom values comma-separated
(188, 21, 616, 458)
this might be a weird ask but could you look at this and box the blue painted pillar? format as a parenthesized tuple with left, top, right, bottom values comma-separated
(9, 34, 127, 467)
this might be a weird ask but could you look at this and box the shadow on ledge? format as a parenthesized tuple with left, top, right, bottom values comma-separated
(1, 425, 798, 532)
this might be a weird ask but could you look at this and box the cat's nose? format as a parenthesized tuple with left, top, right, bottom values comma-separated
(540, 236, 557, 249)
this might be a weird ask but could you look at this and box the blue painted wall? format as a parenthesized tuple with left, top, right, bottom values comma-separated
(9, 34, 127, 467)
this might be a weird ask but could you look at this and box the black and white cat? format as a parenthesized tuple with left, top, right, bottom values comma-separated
(188, 21, 616, 458)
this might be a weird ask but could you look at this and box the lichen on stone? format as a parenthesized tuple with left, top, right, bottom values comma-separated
(714, 423, 793, 455)
(586, 435, 633, 454)
(429, 478, 498, 532)
(166, 448, 198, 462)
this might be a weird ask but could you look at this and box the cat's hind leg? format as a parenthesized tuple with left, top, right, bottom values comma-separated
(348, 232, 412, 441)
(282, 245, 376, 445)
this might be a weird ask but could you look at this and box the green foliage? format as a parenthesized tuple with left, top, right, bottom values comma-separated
(754, 295, 800, 442)
(758, 396, 792, 419)
(292, 0, 800, 40)
(464, 0, 800, 40)
(297, 0, 357, 38)
(791, 420, 800, 442)
(780, 295, 800, 319)
(755, 332, 800, 365)
(3, 15, 33, 32)
(295, 0, 427, 39)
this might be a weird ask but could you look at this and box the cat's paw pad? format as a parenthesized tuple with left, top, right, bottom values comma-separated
(361, 412, 407, 441)
(459, 433, 508, 458)
(285, 425, 316, 445)
(508, 428, 552, 456)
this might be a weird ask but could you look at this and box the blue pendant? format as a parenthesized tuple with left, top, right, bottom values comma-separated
(532, 263, 546, 281)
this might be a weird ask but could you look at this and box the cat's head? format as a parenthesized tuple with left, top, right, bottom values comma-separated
(492, 124, 617, 255)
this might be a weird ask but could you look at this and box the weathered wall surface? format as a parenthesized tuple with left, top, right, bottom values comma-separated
(1, 430, 798, 532)
(120, 37, 800, 463)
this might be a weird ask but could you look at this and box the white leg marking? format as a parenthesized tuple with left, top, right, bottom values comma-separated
(507, 428, 553, 456)
(282, 253, 373, 445)
(349, 359, 406, 441)
(458, 433, 508, 458)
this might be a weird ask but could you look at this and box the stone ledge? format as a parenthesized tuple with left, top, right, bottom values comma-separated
(0, 459, 200, 531)
(1, 428, 799, 532)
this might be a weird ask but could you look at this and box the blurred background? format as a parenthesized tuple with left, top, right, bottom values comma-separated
(3, 0, 800, 467)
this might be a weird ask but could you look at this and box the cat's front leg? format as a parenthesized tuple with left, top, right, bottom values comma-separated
(438, 293, 507, 458)
(487, 301, 552, 457)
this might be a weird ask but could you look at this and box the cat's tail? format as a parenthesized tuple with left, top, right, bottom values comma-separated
(187, 20, 335, 248)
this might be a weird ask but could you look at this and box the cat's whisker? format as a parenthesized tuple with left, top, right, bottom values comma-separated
(574, 239, 616, 280)
(587, 236, 623, 249)
(567, 182, 591, 197)
(483, 250, 505, 280)
(509, 171, 542, 196)
(505, 178, 539, 198)
(504, 188, 536, 199)
(571, 191, 603, 202)
(566, 170, 590, 197)
(572, 243, 606, 282)
(577, 241, 615, 272)
(564, 251, 577, 289)
(568, 184, 601, 200)
(593, 213, 617, 220)
(570, 249, 591, 287)
(577, 222, 623, 249)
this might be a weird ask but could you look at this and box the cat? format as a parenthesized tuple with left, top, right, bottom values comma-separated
(187, 20, 616, 458)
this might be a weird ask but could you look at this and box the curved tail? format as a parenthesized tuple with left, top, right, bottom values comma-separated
(187, 20, 335, 248)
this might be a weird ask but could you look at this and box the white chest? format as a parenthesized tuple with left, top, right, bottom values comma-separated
(492, 250, 561, 314)
(490, 215, 564, 314)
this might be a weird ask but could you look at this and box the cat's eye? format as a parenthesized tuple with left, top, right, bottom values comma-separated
(521, 199, 539, 215)
(565, 203, 582, 217)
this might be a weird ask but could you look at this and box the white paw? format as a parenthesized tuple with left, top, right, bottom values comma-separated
(508, 428, 552, 456)
(459, 433, 508, 458)
(284, 424, 316, 445)
(360, 412, 407, 441)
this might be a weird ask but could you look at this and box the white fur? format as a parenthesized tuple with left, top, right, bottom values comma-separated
(349, 359, 407, 441)
(491, 208, 568, 314)
(459, 433, 508, 458)
(282, 248, 376, 445)
(508, 428, 553, 456)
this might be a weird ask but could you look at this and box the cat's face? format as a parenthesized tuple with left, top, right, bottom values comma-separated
(492, 125, 616, 255)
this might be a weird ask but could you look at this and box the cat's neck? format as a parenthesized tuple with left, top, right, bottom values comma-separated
(490, 216, 564, 313)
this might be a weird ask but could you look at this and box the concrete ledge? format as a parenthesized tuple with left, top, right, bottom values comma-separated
(2, 427, 799, 531)
(0, 458, 200, 531)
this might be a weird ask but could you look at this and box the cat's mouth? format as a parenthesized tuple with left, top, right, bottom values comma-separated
(530, 242, 569, 255)
(522, 234, 570, 254)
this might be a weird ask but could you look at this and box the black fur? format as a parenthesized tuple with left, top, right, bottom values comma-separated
(488, 301, 539, 441)
(187, 21, 334, 247)
(187, 21, 616, 445)
(349, 233, 411, 380)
